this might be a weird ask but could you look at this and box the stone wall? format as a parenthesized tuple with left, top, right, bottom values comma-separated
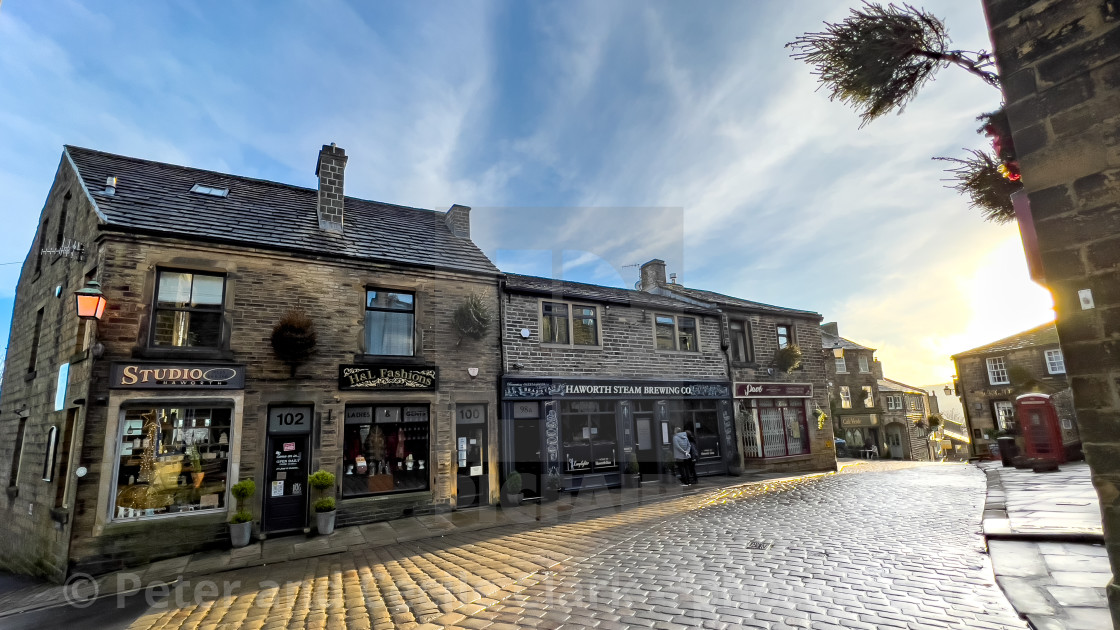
(982, 0, 1120, 623)
(0, 154, 102, 581)
(502, 291, 726, 379)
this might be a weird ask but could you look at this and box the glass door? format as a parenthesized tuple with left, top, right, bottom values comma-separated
(455, 404, 487, 507)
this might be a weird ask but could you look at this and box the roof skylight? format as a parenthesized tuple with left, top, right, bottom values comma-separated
(190, 184, 229, 197)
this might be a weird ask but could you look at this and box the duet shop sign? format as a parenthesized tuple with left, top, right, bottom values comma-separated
(110, 363, 246, 389)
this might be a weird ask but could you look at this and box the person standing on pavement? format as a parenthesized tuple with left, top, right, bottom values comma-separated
(685, 430, 701, 484)
(673, 426, 696, 486)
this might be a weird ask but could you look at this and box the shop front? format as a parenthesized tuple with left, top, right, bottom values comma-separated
(502, 377, 734, 494)
(95, 362, 245, 534)
(735, 382, 816, 461)
(338, 365, 438, 502)
(838, 415, 881, 457)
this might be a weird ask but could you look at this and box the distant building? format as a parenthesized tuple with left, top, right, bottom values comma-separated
(951, 323, 1080, 460)
(821, 323, 941, 460)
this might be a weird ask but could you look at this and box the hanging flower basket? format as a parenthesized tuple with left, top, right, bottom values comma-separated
(452, 293, 492, 343)
(775, 344, 803, 373)
(271, 309, 317, 376)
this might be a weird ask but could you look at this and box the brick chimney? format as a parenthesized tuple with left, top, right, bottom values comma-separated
(821, 322, 839, 338)
(315, 143, 347, 233)
(444, 204, 471, 238)
(638, 259, 667, 291)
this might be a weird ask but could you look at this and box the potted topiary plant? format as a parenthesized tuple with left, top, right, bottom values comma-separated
(542, 472, 561, 502)
(452, 293, 493, 345)
(228, 479, 255, 548)
(501, 471, 523, 507)
(308, 469, 337, 535)
(622, 454, 641, 488)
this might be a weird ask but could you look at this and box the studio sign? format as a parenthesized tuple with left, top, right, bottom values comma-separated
(339, 364, 439, 391)
(110, 363, 246, 389)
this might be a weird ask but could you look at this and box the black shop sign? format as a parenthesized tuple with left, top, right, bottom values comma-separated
(338, 365, 439, 391)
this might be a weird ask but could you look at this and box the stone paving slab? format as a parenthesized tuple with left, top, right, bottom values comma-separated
(980, 461, 1111, 630)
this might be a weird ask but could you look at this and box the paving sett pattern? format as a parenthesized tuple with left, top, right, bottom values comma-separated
(123, 462, 1026, 630)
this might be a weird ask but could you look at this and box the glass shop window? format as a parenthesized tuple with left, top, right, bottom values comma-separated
(365, 290, 415, 356)
(680, 400, 721, 459)
(560, 400, 618, 474)
(113, 406, 232, 519)
(342, 405, 430, 497)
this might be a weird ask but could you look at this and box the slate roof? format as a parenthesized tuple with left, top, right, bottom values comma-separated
(64, 145, 499, 275)
(877, 378, 928, 394)
(660, 285, 821, 318)
(951, 322, 1059, 359)
(503, 274, 720, 314)
(821, 331, 875, 352)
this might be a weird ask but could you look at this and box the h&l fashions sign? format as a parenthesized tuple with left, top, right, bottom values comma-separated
(339, 365, 439, 391)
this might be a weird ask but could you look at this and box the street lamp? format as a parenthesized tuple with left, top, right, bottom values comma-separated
(943, 384, 953, 396)
(74, 280, 107, 320)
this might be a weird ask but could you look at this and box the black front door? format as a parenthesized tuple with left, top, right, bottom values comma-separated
(263, 405, 312, 533)
(455, 404, 488, 507)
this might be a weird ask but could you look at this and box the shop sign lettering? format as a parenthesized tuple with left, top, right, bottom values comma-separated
(339, 365, 439, 391)
(733, 382, 813, 398)
(503, 378, 730, 400)
(110, 363, 245, 389)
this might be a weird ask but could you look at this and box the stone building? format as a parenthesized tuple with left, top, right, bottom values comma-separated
(876, 379, 938, 461)
(821, 323, 943, 461)
(821, 323, 884, 456)
(981, 1, 1120, 619)
(638, 261, 836, 473)
(500, 273, 732, 493)
(0, 144, 501, 580)
(951, 323, 1080, 459)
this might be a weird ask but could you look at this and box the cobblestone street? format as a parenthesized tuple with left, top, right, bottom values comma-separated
(115, 462, 1024, 630)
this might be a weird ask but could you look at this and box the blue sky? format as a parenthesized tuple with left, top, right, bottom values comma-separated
(0, 0, 1053, 385)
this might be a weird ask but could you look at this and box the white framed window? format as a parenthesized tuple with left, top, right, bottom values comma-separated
(862, 386, 874, 408)
(908, 396, 922, 412)
(654, 314, 699, 352)
(886, 395, 902, 410)
(541, 301, 599, 347)
(1045, 349, 1066, 375)
(776, 324, 793, 350)
(152, 270, 227, 349)
(840, 386, 852, 409)
(986, 357, 1009, 385)
(835, 356, 847, 373)
(993, 401, 1015, 430)
(858, 355, 870, 373)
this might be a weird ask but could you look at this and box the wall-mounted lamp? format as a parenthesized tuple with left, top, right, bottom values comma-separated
(74, 280, 107, 320)
(832, 346, 844, 359)
(943, 385, 953, 396)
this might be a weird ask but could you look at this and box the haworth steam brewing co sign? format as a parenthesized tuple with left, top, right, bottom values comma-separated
(110, 363, 246, 389)
(338, 365, 439, 391)
(503, 378, 730, 400)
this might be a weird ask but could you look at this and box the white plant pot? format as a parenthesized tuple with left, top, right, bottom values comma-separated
(316, 510, 336, 535)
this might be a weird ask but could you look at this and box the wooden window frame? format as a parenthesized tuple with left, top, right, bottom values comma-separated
(539, 299, 601, 348)
(150, 269, 228, 351)
(652, 313, 700, 353)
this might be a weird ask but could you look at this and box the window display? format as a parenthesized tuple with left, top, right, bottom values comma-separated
(560, 400, 617, 474)
(343, 404, 430, 497)
(114, 406, 232, 519)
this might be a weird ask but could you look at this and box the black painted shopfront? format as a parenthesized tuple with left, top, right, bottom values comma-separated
(501, 377, 734, 494)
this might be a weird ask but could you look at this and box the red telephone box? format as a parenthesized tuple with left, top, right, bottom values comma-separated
(1015, 393, 1065, 464)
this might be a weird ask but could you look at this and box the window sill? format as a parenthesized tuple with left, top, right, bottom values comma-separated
(729, 361, 759, 368)
(50, 507, 69, 525)
(653, 349, 702, 355)
(106, 508, 228, 529)
(352, 354, 426, 364)
(342, 490, 433, 502)
(540, 343, 603, 350)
